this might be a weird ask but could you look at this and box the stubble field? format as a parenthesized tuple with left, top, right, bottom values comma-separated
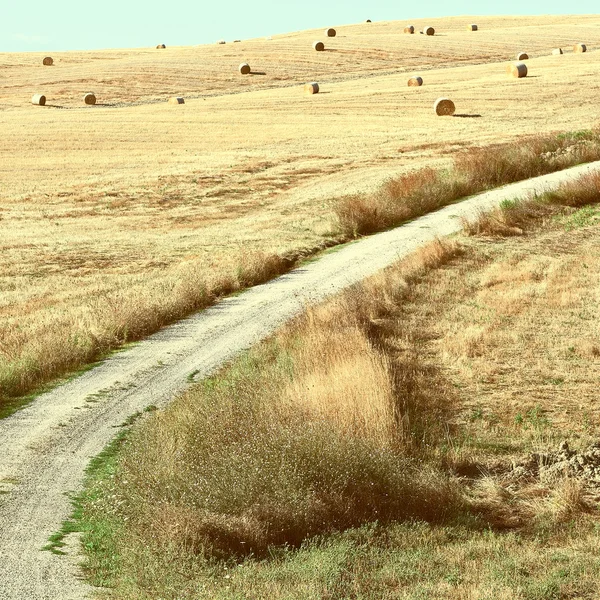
(2, 14, 600, 405)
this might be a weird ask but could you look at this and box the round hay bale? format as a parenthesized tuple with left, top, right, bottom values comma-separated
(305, 82, 320, 94)
(365, 19, 371, 23)
(467, 24, 478, 31)
(407, 76, 423, 87)
(434, 98, 455, 116)
(31, 94, 46, 106)
(574, 43, 587, 53)
(325, 28, 336, 37)
(404, 25, 415, 34)
(552, 48, 563, 55)
(42, 56, 53, 66)
(239, 62, 251, 75)
(156, 44, 166, 49)
(516, 52, 529, 60)
(507, 62, 528, 78)
(83, 93, 96, 105)
(424, 26, 435, 36)
(168, 97, 185, 104)
(313, 41, 325, 52)
(217, 40, 226, 45)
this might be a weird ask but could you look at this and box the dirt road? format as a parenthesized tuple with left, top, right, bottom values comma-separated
(1, 161, 599, 599)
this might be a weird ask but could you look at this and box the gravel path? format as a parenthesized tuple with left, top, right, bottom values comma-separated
(1, 161, 599, 599)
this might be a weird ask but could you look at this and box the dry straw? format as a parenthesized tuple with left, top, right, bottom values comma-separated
(516, 52, 529, 60)
(552, 48, 563, 55)
(404, 25, 415, 34)
(424, 26, 435, 36)
(31, 94, 46, 106)
(83, 93, 96, 105)
(507, 62, 528, 78)
(574, 43, 587, 53)
(168, 97, 185, 104)
(156, 44, 166, 49)
(434, 97, 455, 116)
(313, 41, 325, 51)
(239, 63, 251, 75)
(304, 82, 320, 94)
(325, 28, 336, 37)
(42, 57, 53, 66)
(407, 76, 423, 87)
(467, 24, 478, 31)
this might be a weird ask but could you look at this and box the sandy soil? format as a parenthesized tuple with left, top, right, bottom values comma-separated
(1, 161, 599, 599)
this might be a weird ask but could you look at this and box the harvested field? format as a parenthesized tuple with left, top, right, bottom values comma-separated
(2, 15, 600, 403)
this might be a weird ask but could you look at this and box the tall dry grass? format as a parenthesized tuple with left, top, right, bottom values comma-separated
(0, 251, 299, 415)
(335, 130, 600, 236)
(82, 240, 464, 573)
(4, 131, 600, 416)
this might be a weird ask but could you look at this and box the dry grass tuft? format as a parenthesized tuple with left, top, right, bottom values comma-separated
(464, 169, 600, 237)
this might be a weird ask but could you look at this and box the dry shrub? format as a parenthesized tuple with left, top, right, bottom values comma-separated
(472, 476, 590, 529)
(335, 167, 448, 236)
(105, 239, 464, 560)
(531, 478, 591, 524)
(456, 132, 600, 189)
(462, 200, 554, 237)
(544, 169, 600, 207)
(236, 251, 297, 287)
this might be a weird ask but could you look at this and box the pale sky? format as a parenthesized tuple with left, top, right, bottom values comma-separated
(1, 1, 597, 53)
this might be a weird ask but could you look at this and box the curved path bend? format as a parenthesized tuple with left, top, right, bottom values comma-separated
(1, 161, 599, 599)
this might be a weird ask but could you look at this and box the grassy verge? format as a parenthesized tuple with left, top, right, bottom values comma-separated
(72, 170, 600, 599)
(3, 128, 600, 418)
